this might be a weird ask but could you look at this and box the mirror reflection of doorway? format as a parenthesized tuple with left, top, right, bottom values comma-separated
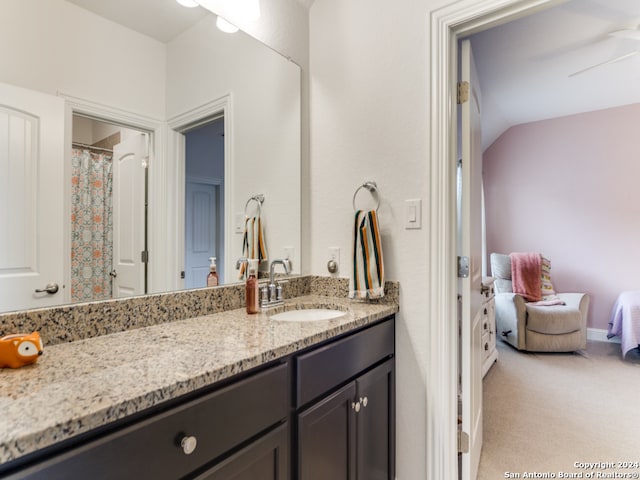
(70, 115, 148, 302)
(183, 116, 225, 288)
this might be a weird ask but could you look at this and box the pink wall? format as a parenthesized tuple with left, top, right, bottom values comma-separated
(483, 103, 640, 331)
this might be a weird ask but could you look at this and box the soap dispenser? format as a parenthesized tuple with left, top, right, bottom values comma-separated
(246, 259, 260, 314)
(207, 257, 219, 287)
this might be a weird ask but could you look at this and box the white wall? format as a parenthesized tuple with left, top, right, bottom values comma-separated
(0, 0, 166, 119)
(309, 0, 450, 477)
(71, 116, 95, 145)
(167, 15, 302, 276)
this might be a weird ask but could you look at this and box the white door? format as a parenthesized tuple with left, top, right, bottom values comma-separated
(112, 133, 147, 297)
(0, 82, 66, 312)
(459, 39, 484, 480)
(185, 180, 220, 289)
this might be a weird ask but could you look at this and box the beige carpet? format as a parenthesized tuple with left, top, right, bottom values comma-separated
(477, 339, 640, 480)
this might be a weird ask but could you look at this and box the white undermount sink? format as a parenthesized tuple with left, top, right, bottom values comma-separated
(269, 309, 346, 322)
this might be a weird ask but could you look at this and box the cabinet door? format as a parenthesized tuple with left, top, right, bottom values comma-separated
(298, 382, 357, 480)
(356, 360, 394, 480)
(193, 424, 288, 480)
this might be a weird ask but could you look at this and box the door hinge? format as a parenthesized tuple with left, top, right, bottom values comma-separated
(458, 430, 470, 454)
(457, 81, 469, 104)
(141, 250, 149, 263)
(457, 256, 469, 278)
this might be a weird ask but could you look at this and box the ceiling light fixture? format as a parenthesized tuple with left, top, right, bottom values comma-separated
(216, 16, 239, 33)
(238, 0, 261, 22)
(176, 0, 199, 7)
(196, 0, 261, 32)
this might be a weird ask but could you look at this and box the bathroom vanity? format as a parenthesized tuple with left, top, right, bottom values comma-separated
(0, 295, 396, 480)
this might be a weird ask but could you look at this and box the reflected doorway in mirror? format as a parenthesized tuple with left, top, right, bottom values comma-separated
(183, 116, 226, 288)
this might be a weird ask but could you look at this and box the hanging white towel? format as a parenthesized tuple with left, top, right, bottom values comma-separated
(349, 210, 385, 299)
(239, 216, 268, 278)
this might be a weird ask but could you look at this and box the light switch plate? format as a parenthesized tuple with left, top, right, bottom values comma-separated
(405, 199, 422, 229)
(235, 213, 245, 234)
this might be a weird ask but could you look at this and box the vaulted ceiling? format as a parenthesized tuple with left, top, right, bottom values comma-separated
(470, 0, 640, 150)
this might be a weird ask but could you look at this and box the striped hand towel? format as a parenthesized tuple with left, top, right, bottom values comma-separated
(349, 210, 385, 300)
(239, 216, 268, 279)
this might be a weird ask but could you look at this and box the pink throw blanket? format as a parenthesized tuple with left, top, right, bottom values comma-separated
(510, 252, 542, 302)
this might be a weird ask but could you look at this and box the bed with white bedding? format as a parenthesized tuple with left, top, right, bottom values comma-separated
(607, 290, 640, 357)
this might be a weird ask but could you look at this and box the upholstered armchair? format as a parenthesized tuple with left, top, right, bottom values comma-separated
(490, 253, 589, 352)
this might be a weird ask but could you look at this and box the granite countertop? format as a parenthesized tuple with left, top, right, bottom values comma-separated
(0, 295, 397, 465)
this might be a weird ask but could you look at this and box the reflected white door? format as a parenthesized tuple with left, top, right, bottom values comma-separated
(112, 133, 147, 297)
(185, 180, 220, 289)
(459, 39, 484, 480)
(0, 82, 66, 311)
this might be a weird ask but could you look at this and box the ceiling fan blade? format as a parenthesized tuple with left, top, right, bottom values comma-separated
(609, 28, 640, 41)
(568, 50, 640, 77)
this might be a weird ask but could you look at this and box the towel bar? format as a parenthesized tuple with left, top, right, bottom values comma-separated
(244, 194, 265, 217)
(352, 181, 380, 212)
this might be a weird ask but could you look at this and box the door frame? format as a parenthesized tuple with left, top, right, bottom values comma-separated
(60, 93, 165, 295)
(167, 94, 233, 288)
(427, 0, 561, 477)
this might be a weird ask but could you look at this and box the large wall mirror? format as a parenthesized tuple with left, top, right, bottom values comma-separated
(0, 0, 301, 313)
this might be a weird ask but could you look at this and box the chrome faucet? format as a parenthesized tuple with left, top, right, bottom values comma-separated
(236, 257, 248, 270)
(236, 257, 249, 279)
(262, 259, 290, 308)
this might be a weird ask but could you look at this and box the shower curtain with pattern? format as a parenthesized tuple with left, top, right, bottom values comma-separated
(70, 148, 114, 302)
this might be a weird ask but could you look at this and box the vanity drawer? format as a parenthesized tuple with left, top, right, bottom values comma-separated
(8, 363, 288, 480)
(296, 317, 394, 407)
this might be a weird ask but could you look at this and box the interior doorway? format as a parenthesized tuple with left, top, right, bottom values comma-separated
(427, 0, 562, 478)
(182, 116, 225, 288)
(70, 114, 149, 302)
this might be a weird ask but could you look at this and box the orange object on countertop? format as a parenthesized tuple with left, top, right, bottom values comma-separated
(0, 331, 44, 368)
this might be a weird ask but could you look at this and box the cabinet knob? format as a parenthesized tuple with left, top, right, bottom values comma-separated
(360, 396, 368, 408)
(352, 401, 361, 413)
(180, 435, 198, 455)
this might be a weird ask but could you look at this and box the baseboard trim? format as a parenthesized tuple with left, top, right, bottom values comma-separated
(587, 328, 620, 343)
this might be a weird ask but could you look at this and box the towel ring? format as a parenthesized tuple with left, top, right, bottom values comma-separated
(244, 194, 265, 217)
(352, 181, 380, 212)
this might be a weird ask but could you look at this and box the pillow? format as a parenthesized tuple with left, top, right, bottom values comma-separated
(540, 255, 559, 301)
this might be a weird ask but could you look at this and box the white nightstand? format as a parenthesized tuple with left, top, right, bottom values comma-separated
(481, 277, 498, 377)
